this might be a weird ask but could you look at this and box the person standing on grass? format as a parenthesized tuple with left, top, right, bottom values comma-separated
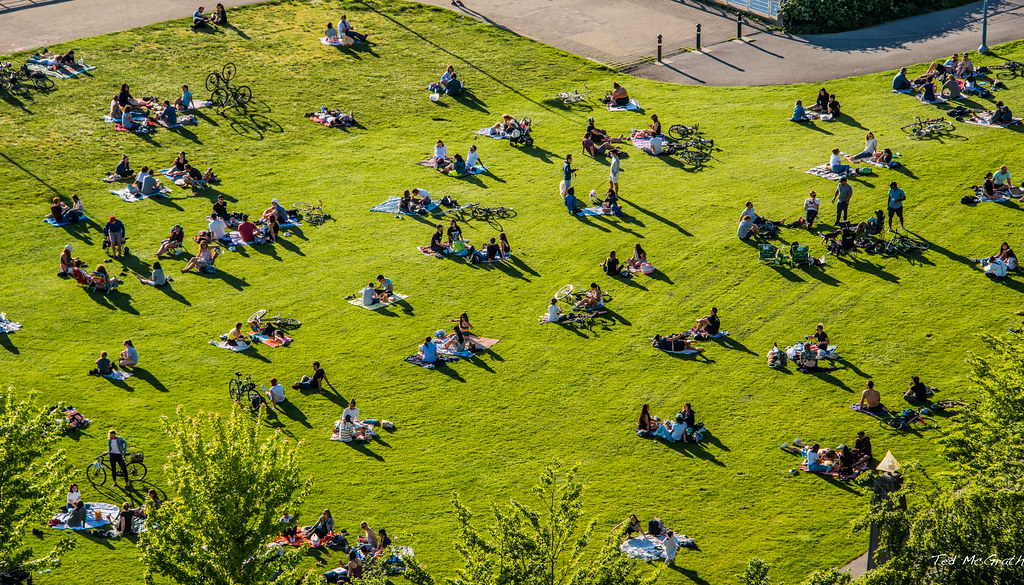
(833, 176, 852, 224)
(609, 151, 620, 195)
(104, 215, 126, 257)
(887, 181, 906, 232)
(106, 429, 132, 488)
(562, 154, 576, 191)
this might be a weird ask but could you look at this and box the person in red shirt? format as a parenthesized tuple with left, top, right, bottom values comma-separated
(238, 214, 258, 243)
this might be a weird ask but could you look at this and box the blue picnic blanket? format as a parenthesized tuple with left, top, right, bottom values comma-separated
(370, 196, 440, 215)
(44, 216, 87, 227)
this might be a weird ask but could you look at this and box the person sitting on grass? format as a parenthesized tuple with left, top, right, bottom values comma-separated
(547, 298, 563, 323)
(49, 196, 82, 224)
(208, 214, 230, 244)
(418, 336, 438, 366)
(498, 232, 511, 260)
(293, 361, 334, 394)
(892, 67, 912, 91)
(263, 198, 289, 224)
(180, 240, 219, 273)
(627, 243, 647, 272)
(941, 75, 962, 100)
(157, 100, 179, 126)
(129, 167, 161, 196)
(339, 14, 369, 42)
(903, 375, 931, 403)
(66, 500, 87, 528)
(137, 261, 167, 287)
(919, 78, 938, 102)
(465, 144, 482, 170)
(853, 430, 873, 460)
(89, 350, 118, 376)
(652, 333, 702, 353)
(263, 378, 286, 410)
(471, 237, 501, 263)
(361, 281, 380, 306)
(563, 186, 581, 215)
(803, 443, 831, 473)
(119, 339, 138, 368)
(439, 153, 467, 176)
(607, 82, 630, 106)
(261, 216, 279, 243)
(637, 404, 659, 433)
(601, 189, 623, 216)
(120, 105, 142, 131)
(601, 250, 625, 276)
(116, 502, 135, 536)
(155, 225, 185, 258)
(805, 323, 830, 348)
(653, 419, 688, 442)
(191, 6, 210, 29)
(113, 153, 134, 180)
(176, 84, 194, 110)
(827, 94, 841, 117)
(304, 510, 334, 539)
(821, 222, 867, 255)
(575, 282, 604, 310)
(442, 326, 476, 353)
(691, 307, 720, 339)
(993, 165, 1016, 195)
(374, 274, 393, 301)
(429, 65, 455, 93)
(808, 88, 829, 112)
(445, 73, 463, 96)
(238, 214, 260, 244)
(972, 242, 1018, 273)
(846, 132, 878, 162)
(335, 414, 367, 442)
(410, 188, 431, 208)
(325, 21, 339, 39)
(247, 316, 289, 344)
(221, 322, 250, 348)
(791, 99, 809, 122)
(212, 3, 228, 24)
(990, 101, 1014, 125)
(585, 117, 625, 144)
(429, 224, 449, 255)
(829, 148, 852, 176)
(741, 201, 786, 228)
(117, 84, 156, 110)
(859, 380, 886, 414)
(58, 245, 74, 276)
(737, 215, 759, 240)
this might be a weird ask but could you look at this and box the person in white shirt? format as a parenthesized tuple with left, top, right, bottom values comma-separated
(803, 190, 820, 227)
(643, 135, 664, 155)
(433, 140, 449, 165)
(342, 398, 360, 423)
(263, 377, 286, 409)
(662, 530, 678, 565)
(829, 147, 850, 175)
(846, 132, 877, 162)
(466, 144, 481, 169)
(67, 483, 82, 509)
(208, 213, 229, 241)
(411, 188, 431, 205)
(361, 282, 379, 306)
(547, 298, 562, 323)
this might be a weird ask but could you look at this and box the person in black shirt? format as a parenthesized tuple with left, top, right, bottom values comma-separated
(377, 528, 392, 551)
(292, 361, 334, 394)
(212, 195, 228, 220)
(676, 403, 695, 430)
(601, 250, 622, 276)
(805, 323, 829, 347)
(691, 307, 720, 338)
(853, 431, 872, 461)
(834, 445, 855, 475)
(429, 224, 448, 254)
(904, 375, 931, 402)
(484, 237, 500, 263)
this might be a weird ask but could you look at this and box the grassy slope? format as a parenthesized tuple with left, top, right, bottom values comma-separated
(2, 1, 1023, 583)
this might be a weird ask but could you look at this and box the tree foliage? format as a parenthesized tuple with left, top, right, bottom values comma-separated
(403, 466, 657, 585)
(740, 557, 772, 585)
(853, 334, 1024, 585)
(139, 405, 314, 585)
(0, 388, 74, 573)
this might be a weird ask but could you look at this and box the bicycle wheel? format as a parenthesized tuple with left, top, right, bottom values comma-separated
(32, 76, 55, 91)
(228, 378, 242, 401)
(126, 462, 148, 482)
(879, 417, 906, 431)
(222, 62, 237, 82)
(271, 317, 301, 328)
(496, 207, 516, 219)
(901, 236, 929, 251)
(555, 285, 573, 300)
(210, 88, 228, 107)
(996, 68, 1020, 80)
(206, 72, 222, 92)
(8, 79, 29, 97)
(935, 120, 954, 132)
(243, 389, 264, 412)
(471, 207, 491, 220)
(304, 212, 325, 225)
(248, 309, 267, 323)
(236, 85, 252, 106)
(294, 202, 314, 213)
(910, 417, 938, 431)
(668, 125, 692, 140)
(86, 460, 107, 487)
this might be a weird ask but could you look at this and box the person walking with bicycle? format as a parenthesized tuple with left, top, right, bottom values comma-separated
(886, 181, 906, 232)
(106, 429, 132, 488)
(833, 177, 852, 225)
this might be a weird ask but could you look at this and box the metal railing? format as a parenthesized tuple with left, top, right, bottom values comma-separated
(719, 0, 780, 20)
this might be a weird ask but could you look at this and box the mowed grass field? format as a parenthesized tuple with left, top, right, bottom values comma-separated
(2, 1, 1024, 583)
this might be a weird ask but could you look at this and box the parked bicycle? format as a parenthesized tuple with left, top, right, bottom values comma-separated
(207, 62, 252, 112)
(994, 60, 1024, 79)
(471, 206, 516, 220)
(554, 84, 588, 105)
(878, 408, 937, 431)
(562, 310, 613, 329)
(901, 116, 954, 139)
(439, 202, 479, 220)
(667, 123, 702, 140)
(554, 284, 612, 304)
(85, 451, 147, 487)
(294, 199, 330, 225)
(0, 61, 54, 95)
(248, 309, 301, 329)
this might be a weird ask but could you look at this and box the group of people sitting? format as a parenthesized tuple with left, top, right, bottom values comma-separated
(650, 308, 721, 352)
(983, 101, 1016, 125)
(430, 140, 482, 175)
(57, 483, 161, 535)
(430, 220, 512, 263)
(87, 340, 138, 376)
(972, 241, 1018, 277)
(791, 88, 840, 121)
(975, 165, 1020, 201)
(636, 403, 700, 443)
(165, 151, 217, 189)
(360, 274, 395, 305)
(581, 117, 626, 157)
(781, 437, 871, 475)
(600, 244, 647, 276)
(428, 64, 462, 96)
(63, 255, 124, 293)
(414, 313, 478, 365)
(294, 513, 393, 582)
(109, 84, 199, 130)
(843, 132, 893, 165)
(47, 194, 85, 224)
(191, 3, 228, 29)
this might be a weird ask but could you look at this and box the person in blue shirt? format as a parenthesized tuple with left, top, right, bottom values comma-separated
(158, 100, 178, 126)
(120, 105, 139, 131)
(919, 79, 937, 102)
(439, 153, 467, 176)
(444, 73, 462, 96)
(892, 67, 912, 91)
(887, 181, 906, 232)
(791, 99, 809, 122)
(191, 6, 210, 28)
(104, 216, 126, 257)
(176, 84, 194, 110)
(562, 154, 577, 190)
(563, 186, 580, 215)
(418, 336, 438, 368)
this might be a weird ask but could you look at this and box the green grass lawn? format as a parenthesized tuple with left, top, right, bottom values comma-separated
(3, 1, 1024, 583)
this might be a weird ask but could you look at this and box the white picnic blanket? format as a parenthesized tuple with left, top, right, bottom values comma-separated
(963, 114, 1022, 128)
(51, 502, 118, 530)
(109, 186, 170, 202)
(785, 342, 840, 361)
(347, 293, 408, 310)
(0, 318, 22, 333)
(607, 98, 641, 112)
(474, 127, 507, 139)
(806, 164, 852, 181)
(104, 370, 133, 380)
(209, 340, 250, 351)
(619, 534, 694, 561)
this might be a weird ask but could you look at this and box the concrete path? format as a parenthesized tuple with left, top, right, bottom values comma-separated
(2, 0, 1024, 86)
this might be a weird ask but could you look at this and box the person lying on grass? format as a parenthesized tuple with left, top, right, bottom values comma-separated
(221, 322, 250, 347)
(439, 153, 467, 175)
(180, 240, 219, 273)
(651, 334, 702, 353)
(859, 380, 886, 414)
(308, 108, 356, 127)
(136, 261, 167, 287)
(418, 336, 438, 365)
(293, 361, 334, 394)
(119, 339, 139, 368)
(129, 167, 161, 196)
(88, 350, 119, 376)
(601, 250, 625, 276)
(248, 316, 289, 343)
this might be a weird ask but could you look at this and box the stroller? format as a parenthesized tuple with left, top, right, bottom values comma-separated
(508, 117, 533, 148)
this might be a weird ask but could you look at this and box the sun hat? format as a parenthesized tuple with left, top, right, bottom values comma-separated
(65, 244, 72, 251)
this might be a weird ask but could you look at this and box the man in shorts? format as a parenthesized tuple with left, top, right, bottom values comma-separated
(859, 380, 886, 414)
(887, 181, 906, 232)
(608, 151, 620, 195)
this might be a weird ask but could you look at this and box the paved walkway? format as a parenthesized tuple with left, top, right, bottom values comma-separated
(2, 0, 1024, 85)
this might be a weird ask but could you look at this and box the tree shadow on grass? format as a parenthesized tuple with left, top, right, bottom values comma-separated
(0, 334, 18, 354)
(617, 196, 691, 235)
(130, 368, 168, 392)
(1, 150, 65, 196)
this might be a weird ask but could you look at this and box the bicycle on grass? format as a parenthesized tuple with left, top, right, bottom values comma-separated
(471, 206, 516, 220)
(86, 451, 147, 487)
(878, 409, 937, 431)
(554, 84, 588, 105)
(901, 116, 954, 139)
(248, 309, 301, 329)
(667, 123, 701, 140)
(227, 371, 265, 412)
(439, 202, 478, 220)
(994, 60, 1024, 79)
(562, 310, 613, 329)
(293, 199, 331, 225)
(555, 284, 612, 305)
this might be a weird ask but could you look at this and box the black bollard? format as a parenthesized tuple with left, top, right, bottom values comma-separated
(657, 34, 663, 62)
(696, 24, 701, 52)
(737, 13, 743, 39)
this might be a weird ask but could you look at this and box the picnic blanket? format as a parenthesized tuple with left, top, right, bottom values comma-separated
(657, 347, 701, 355)
(0, 318, 22, 333)
(919, 96, 947, 105)
(418, 246, 445, 257)
(320, 36, 352, 46)
(891, 88, 915, 94)
(44, 215, 87, 227)
(785, 343, 840, 360)
(274, 531, 335, 548)
(474, 127, 507, 139)
(369, 196, 440, 215)
(51, 502, 118, 530)
(249, 332, 292, 347)
(963, 114, 1022, 128)
(347, 292, 408, 310)
(619, 534, 696, 561)
(849, 403, 889, 416)
(577, 206, 612, 216)
(971, 188, 1010, 203)
(799, 459, 870, 480)
(114, 121, 155, 134)
(606, 98, 641, 112)
(27, 61, 96, 79)
(225, 232, 261, 246)
(403, 353, 460, 368)
(158, 117, 198, 128)
(209, 340, 251, 352)
(329, 420, 377, 441)
(104, 370, 133, 380)
(450, 165, 488, 177)
(109, 186, 170, 202)
(103, 114, 149, 123)
(806, 164, 853, 181)
(629, 134, 668, 151)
